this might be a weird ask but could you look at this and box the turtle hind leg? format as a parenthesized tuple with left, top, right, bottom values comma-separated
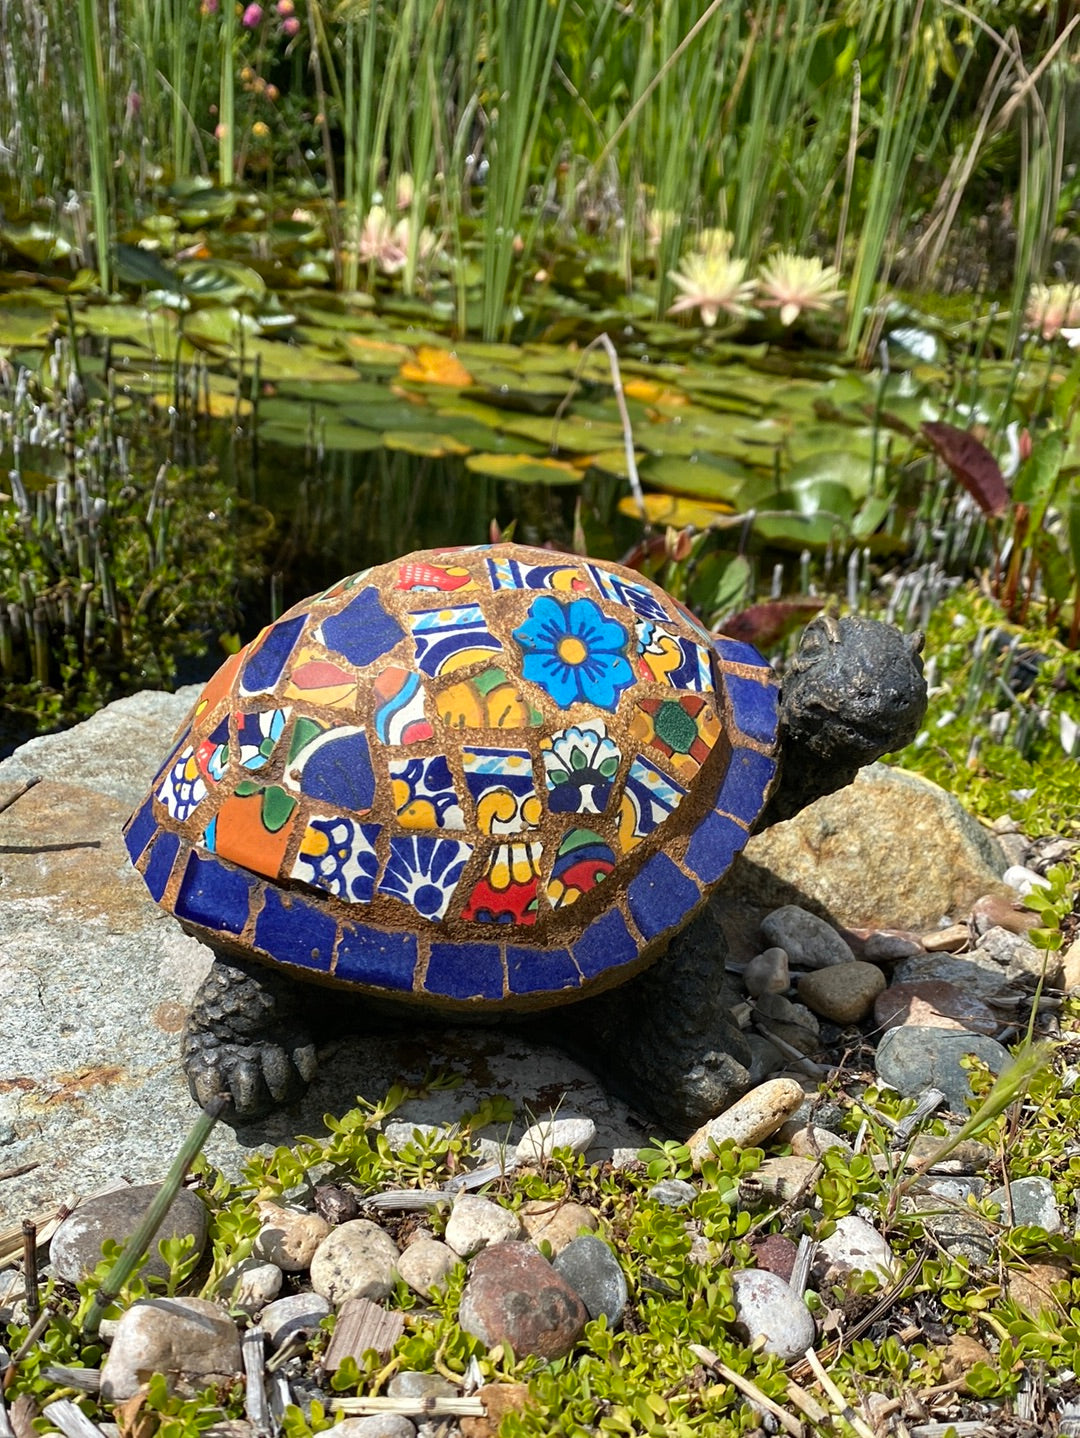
(546, 909, 754, 1135)
(182, 955, 318, 1119)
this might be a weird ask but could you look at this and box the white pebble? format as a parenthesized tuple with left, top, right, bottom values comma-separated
(444, 1193, 522, 1258)
(1002, 864, 1051, 897)
(687, 1077, 805, 1170)
(515, 1117, 596, 1164)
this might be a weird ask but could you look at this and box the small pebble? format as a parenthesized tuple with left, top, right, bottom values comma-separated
(861, 931, 924, 962)
(445, 1194, 523, 1259)
(459, 1242, 588, 1359)
(553, 1236, 628, 1329)
(816, 1215, 896, 1283)
(744, 1033, 784, 1085)
(976, 926, 1057, 983)
(1002, 865, 1051, 897)
(519, 1200, 597, 1254)
(1006, 1260, 1071, 1316)
(754, 993, 819, 1035)
(395, 1238, 458, 1299)
(874, 980, 999, 1036)
(383, 1122, 446, 1153)
(760, 905, 855, 968)
(748, 1233, 797, 1282)
(50, 1184, 207, 1285)
(742, 948, 789, 996)
(687, 1077, 805, 1169)
(875, 1026, 1011, 1111)
(387, 1371, 458, 1400)
(986, 1176, 1062, 1234)
(219, 1258, 282, 1313)
(971, 893, 1040, 936)
(255, 1202, 331, 1272)
(730, 1269, 816, 1361)
(647, 1180, 697, 1209)
(309, 1219, 400, 1305)
(515, 1117, 596, 1165)
(260, 1291, 332, 1350)
(746, 1156, 818, 1207)
(797, 961, 886, 1024)
(920, 924, 969, 953)
(788, 1126, 852, 1159)
(99, 1297, 240, 1402)
(335, 1418, 416, 1438)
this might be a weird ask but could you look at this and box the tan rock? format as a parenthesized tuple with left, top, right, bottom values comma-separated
(941, 1333, 993, 1388)
(1006, 1260, 1070, 1317)
(519, 1200, 598, 1254)
(255, 1202, 331, 1272)
(1062, 937, 1080, 992)
(922, 924, 971, 953)
(720, 765, 1008, 939)
(749, 1155, 819, 1206)
(687, 1078, 805, 1170)
(797, 961, 886, 1023)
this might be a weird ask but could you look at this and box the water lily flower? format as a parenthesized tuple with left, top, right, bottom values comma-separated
(668, 248, 755, 327)
(513, 597, 635, 710)
(1025, 282, 1080, 341)
(356, 206, 438, 275)
(757, 252, 844, 326)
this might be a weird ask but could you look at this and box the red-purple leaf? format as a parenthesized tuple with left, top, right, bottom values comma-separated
(921, 420, 1010, 517)
(718, 597, 825, 650)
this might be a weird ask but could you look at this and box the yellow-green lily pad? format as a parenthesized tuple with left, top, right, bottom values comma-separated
(464, 452, 582, 486)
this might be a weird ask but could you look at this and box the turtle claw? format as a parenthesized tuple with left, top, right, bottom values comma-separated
(183, 1032, 317, 1119)
(182, 955, 316, 1119)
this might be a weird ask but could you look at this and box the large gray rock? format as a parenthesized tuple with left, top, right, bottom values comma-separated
(0, 691, 649, 1228)
(99, 1296, 241, 1401)
(721, 764, 1008, 941)
(49, 1182, 207, 1283)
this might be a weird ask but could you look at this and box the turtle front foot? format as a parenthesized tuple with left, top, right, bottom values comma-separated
(182, 956, 317, 1119)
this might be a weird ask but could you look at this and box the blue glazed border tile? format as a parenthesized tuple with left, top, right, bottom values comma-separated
(572, 908, 640, 980)
(254, 888, 335, 973)
(507, 945, 580, 995)
(714, 637, 770, 670)
(335, 922, 418, 991)
(174, 851, 254, 935)
(627, 853, 700, 941)
(425, 942, 504, 1001)
(143, 829, 180, 902)
(320, 587, 405, 668)
(724, 672, 780, 746)
(684, 809, 750, 887)
(124, 798, 158, 864)
(715, 747, 777, 826)
(240, 613, 307, 695)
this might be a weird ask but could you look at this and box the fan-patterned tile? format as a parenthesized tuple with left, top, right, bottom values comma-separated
(379, 835, 471, 921)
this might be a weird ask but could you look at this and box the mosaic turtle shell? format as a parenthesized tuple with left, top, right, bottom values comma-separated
(125, 543, 779, 1010)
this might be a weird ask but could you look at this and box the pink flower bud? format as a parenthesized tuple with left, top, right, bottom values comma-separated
(276, 0, 294, 13)
(241, 2, 263, 27)
(282, 15, 299, 34)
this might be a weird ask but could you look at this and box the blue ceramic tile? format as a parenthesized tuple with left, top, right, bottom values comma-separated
(572, 908, 640, 980)
(627, 853, 700, 941)
(253, 888, 335, 972)
(240, 613, 306, 695)
(124, 798, 158, 864)
(507, 944, 580, 995)
(143, 829, 180, 902)
(714, 637, 769, 670)
(724, 672, 780, 746)
(295, 727, 375, 812)
(684, 809, 750, 886)
(335, 921, 418, 991)
(715, 747, 777, 826)
(320, 587, 405, 668)
(424, 942, 504, 1001)
(174, 851, 254, 934)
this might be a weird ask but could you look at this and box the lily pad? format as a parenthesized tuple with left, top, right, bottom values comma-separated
(464, 452, 582, 486)
(382, 430, 472, 457)
(238, 339, 359, 383)
(258, 420, 384, 452)
(497, 412, 626, 454)
(616, 493, 733, 526)
(638, 453, 749, 503)
(785, 450, 878, 502)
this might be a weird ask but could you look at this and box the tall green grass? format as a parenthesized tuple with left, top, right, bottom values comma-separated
(0, 0, 1074, 350)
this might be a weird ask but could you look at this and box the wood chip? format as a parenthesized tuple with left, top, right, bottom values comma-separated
(41, 1399, 108, 1438)
(322, 1298, 405, 1372)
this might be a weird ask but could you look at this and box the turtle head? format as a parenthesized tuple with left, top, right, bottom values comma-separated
(758, 614, 927, 827)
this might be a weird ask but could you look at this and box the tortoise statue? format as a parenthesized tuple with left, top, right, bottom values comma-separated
(124, 542, 927, 1129)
